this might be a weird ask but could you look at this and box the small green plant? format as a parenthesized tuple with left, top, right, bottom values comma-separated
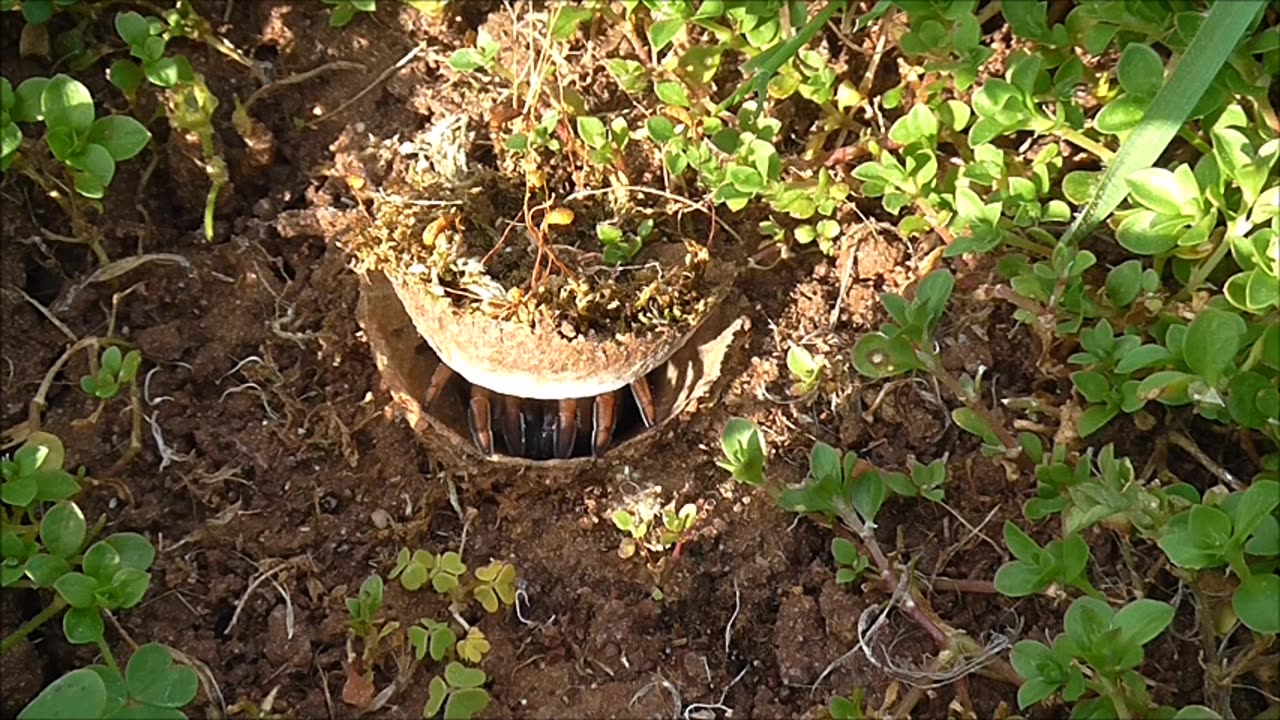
(611, 509, 648, 542)
(0, 431, 78, 515)
(595, 217, 652, 266)
(717, 417, 766, 486)
(828, 689, 870, 720)
(831, 537, 870, 585)
(657, 503, 697, 549)
(448, 28, 514, 84)
(455, 626, 489, 663)
(878, 457, 947, 503)
(80, 346, 142, 400)
(321, 0, 375, 27)
(408, 619, 457, 663)
(1011, 596, 1175, 717)
(345, 574, 386, 637)
(424, 662, 490, 720)
(472, 560, 517, 614)
(18, 643, 198, 720)
(3, 73, 151, 198)
(994, 522, 1100, 599)
(1157, 479, 1279, 634)
(785, 345, 824, 396)
(390, 548, 467, 594)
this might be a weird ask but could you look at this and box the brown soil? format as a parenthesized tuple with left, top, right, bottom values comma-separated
(0, 3, 1250, 720)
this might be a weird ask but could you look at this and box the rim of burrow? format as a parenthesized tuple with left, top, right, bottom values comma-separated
(357, 270, 746, 468)
(382, 249, 738, 400)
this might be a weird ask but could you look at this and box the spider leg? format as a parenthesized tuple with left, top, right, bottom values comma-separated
(630, 376, 656, 428)
(467, 385, 495, 456)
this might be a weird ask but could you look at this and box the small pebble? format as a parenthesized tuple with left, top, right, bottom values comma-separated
(370, 508, 391, 529)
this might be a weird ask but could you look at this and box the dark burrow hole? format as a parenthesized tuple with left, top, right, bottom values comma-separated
(424, 356, 656, 460)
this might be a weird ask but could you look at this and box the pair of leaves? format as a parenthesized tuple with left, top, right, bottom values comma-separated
(19, 644, 198, 720)
(391, 549, 467, 594)
(424, 663, 489, 720)
(1, 432, 79, 509)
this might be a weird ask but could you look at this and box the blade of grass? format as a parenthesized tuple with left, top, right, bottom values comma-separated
(1061, 0, 1266, 246)
(718, 0, 847, 113)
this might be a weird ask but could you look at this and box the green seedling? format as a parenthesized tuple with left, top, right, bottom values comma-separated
(18, 643, 198, 720)
(321, 0, 375, 27)
(994, 522, 1099, 599)
(0, 431, 79, 514)
(472, 560, 517, 614)
(851, 269, 954, 380)
(455, 626, 489, 663)
(611, 509, 648, 542)
(717, 417, 766, 487)
(1011, 596, 1175, 717)
(408, 619, 457, 663)
(4, 73, 151, 198)
(424, 662, 490, 720)
(785, 345, 823, 396)
(658, 503, 697, 549)
(448, 28, 511, 82)
(780, 442, 885, 530)
(53, 531, 156, 645)
(828, 689, 869, 720)
(879, 457, 947, 503)
(80, 346, 142, 400)
(111, 11, 196, 95)
(595, 217, 652, 266)
(831, 537, 870, 585)
(345, 574, 385, 636)
(390, 548, 467, 594)
(576, 115, 630, 170)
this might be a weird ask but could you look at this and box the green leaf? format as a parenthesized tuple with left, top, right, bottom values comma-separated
(24, 553, 72, 588)
(1064, 596, 1116, 652)
(69, 144, 116, 199)
(83, 542, 122, 583)
(831, 537, 858, 565)
(575, 116, 607, 149)
(645, 116, 676, 143)
(654, 80, 690, 108)
(106, 533, 155, 572)
(54, 571, 99, 608)
(1183, 308, 1246, 387)
(126, 644, 199, 707)
(1113, 599, 1175, 647)
(1126, 165, 1199, 216)
(87, 116, 151, 161)
(550, 5, 594, 39)
(1003, 521, 1042, 561)
(63, 606, 104, 644)
(995, 561, 1050, 597)
(850, 472, 886, 524)
(1017, 677, 1061, 710)
(115, 11, 151, 46)
(851, 333, 919, 378)
(42, 74, 95, 134)
(1116, 43, 1164, 97)
(648, 18, 685, 52)
(17, 668, 107, 720)
(443, 661, 486, 689)
(1078, 405, 1119, 438)
(41, 501, 87, 557)
(443, 688, 490, 720)
(13, 77, 50, 123)
(1233, 573, 1280, 634)
(425, 676, 448, 718)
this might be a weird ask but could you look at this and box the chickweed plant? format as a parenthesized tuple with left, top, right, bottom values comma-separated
(2, 432, 194, 719)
